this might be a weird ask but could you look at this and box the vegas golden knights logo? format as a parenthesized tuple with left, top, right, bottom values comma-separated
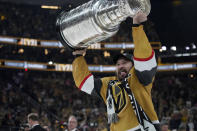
(108, 81, 127, 113)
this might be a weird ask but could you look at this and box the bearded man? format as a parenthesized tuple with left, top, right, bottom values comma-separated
(72, 12, 160, 131)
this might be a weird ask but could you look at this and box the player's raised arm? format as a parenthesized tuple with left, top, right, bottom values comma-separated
(132, 12, 157, 86)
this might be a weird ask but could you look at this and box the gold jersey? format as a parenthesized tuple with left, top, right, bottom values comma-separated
(72, 25, 160, 131)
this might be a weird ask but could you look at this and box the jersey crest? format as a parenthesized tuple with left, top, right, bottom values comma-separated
(107, 74, 131, 113)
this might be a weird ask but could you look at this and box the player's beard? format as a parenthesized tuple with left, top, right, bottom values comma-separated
(116, 68, 128, 81)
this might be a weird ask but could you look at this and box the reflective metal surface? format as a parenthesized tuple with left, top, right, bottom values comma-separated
(56, 0, 151, 49)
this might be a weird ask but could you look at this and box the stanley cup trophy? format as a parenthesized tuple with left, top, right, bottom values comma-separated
(56, 0, 151, 49)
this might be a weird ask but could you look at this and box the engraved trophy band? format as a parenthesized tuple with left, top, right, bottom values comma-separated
(56, 0, 151, 49)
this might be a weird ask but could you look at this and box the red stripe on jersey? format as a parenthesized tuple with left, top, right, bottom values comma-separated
(79, 74, 92, 90)
(133, 50, 154, 61)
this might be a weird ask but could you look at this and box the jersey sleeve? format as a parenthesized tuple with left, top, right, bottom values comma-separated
(72, 56, 95, 94)
(132, 25, 157, 86)
(72, 56, 103, 96)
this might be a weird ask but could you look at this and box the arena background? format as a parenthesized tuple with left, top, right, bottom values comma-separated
(0, 0, 197, 131)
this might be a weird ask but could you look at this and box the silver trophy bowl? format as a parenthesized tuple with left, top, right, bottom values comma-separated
(56, 0, 151, 49)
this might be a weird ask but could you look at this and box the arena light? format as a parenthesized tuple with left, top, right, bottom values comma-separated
(159, 46, 166, 52)
(41, 5, 60, 9)
(41, 41, 63, 47)
(189, 74, 194, 79)
(175, 54, 182, 57)
(161, 46, 167, 51)
(170, 46, 176, 51)
(182, 53, 190, 56)
(27, 63, 47, 69)
(18, 48, 24, 54)
(175, 53, 197, 57)
(4, 61, 24, 67)
(191, 53, 197, 56)
(191, 43, 196, 49)
(185, 46, 190, 50)
(1, 59, 197, 72)
(48, 61, 53, 65)
(0, 37, 17, 43)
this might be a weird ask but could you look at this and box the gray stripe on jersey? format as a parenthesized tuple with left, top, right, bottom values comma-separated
(135, 67, 157, 86)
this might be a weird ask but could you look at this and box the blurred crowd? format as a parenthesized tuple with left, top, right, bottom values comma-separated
(153, 74, 197, 131)
(0, 2, 159, 42)
(0, 69, 196, 131)
(0, 2, 58, 40)
(0, 69, 108, 131)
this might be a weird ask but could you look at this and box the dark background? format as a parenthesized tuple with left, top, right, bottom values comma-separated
(0, 0, 197, 46)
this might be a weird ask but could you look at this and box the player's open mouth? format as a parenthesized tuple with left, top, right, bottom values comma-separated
(119, 69, 127, 78)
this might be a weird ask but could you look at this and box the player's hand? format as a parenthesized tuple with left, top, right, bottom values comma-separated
(72, 49, 86, 56)
(133, 11, 147, 24)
